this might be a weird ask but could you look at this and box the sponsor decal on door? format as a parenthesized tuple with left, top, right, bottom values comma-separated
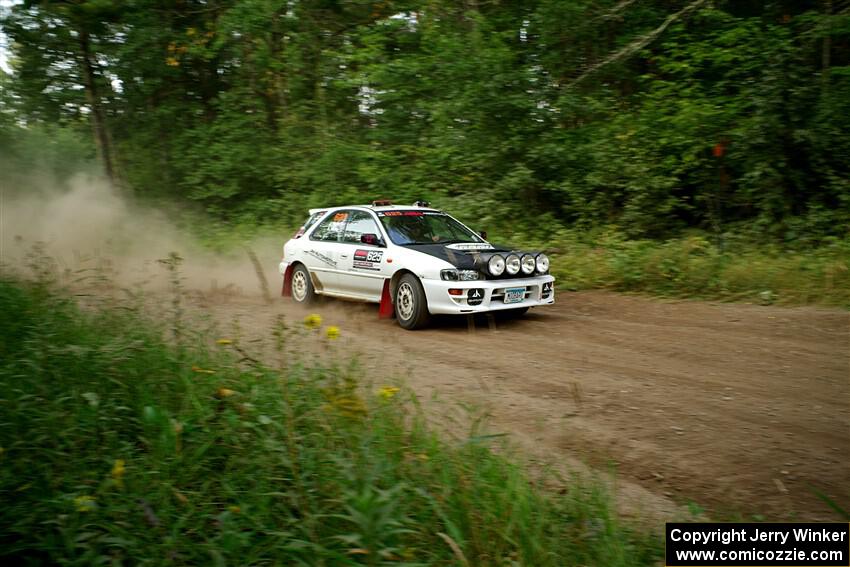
(306, 249, 336, 267)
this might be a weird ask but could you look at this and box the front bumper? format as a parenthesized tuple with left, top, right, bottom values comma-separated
(421, 274, 555, 315)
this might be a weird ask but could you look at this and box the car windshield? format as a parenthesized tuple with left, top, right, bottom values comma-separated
(379, 211, 484, 245)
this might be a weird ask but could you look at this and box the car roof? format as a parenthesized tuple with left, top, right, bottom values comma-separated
(308, 204, 441, 215)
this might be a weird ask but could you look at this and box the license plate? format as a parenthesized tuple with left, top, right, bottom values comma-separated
(504, 287, 525, 304)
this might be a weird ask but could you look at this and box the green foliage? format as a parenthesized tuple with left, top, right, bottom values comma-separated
(0, 279, 662, 564)
(1, 0, 848, 307)
(2, 1, 847, 238)
(532, 229, 850, 308)
(0, 117, 96, 190)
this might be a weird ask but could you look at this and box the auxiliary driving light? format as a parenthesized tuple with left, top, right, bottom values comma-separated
(505, 254, 521, 275)
(488, 254, 505, 276)
(521, 254, 536, 275)
(535, 253, 550, 274)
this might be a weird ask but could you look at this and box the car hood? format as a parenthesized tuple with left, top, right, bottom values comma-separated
(404, 243, 514, 270)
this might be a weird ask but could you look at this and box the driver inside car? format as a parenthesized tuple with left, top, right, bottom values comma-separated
(386, 217, 437, 244)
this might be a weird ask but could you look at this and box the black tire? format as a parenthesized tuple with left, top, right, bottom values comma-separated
(496, 307, 529, 320)
(394, 273, 431, 330)
(290, 264, 316, 305)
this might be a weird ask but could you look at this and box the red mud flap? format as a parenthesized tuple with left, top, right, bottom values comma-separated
(378, 279, 394, 319)
(281, 265, 294, 297)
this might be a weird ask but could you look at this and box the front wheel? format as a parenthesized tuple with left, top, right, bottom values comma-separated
(395, 274, 431, 330)
(290, 264, 316, 305)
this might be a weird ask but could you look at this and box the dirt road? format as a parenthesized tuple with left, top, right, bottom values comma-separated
(202, 289, 849, 522)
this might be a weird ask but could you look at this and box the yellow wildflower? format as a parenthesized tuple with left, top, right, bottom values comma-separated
(216, 387, 236, 399)
(216, 338, 233, 345)
(325, 325, 340, 340)
(74, 495, 96, 513)
(173, 488, 188, 505)
(111, 459, 126, 481)
(378, 386, 400, 400)
(327, 396, 367, 417)
(166, 56, 180, 67)
(303, 313, 322, 329)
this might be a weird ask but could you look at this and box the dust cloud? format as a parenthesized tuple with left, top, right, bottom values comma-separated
(0, 174, 284, 297)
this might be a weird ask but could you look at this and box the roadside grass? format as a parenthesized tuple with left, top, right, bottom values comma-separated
(0, 277, 662, 565)
(513, 230, 850, 309)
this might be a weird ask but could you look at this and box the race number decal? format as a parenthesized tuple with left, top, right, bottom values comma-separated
(353, 249, 383, 271)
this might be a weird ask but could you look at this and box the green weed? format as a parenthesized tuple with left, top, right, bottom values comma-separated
(0, 279, 661, 565)
(499, 228, 850, 308)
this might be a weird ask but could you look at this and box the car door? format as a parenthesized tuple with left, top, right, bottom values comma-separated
(303, 210, 352, 293)
(336, 210, 392, 300)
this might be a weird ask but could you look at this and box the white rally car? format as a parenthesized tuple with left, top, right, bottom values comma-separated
(279, 201, 555, 329)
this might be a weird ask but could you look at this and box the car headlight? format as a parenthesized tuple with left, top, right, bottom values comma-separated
(505, 254, 521, 275)
(521, 254, 536, 275)
(488, 254, 505, 276)
(440, 269, 480, 281)
(535, 253, 550, 274)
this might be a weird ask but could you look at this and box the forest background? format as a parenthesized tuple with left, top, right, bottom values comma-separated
(1, 0, 849, 305)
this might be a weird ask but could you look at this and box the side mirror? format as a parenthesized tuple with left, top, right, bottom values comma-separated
(360, 233, 380, 246)
(479, 231, 488, 240)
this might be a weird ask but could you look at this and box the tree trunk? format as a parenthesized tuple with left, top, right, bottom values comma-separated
(79, 29, 117, 185)
(822, 0, 832, 92)
(264, 9, 287, 132)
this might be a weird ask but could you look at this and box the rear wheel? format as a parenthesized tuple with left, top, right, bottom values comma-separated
(395, 274, 430, 330)
(290, 264, 316, 305)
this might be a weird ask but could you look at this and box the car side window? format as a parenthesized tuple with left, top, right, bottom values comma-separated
(342, 211, 381, 244)
(310, 210, 350, 242)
